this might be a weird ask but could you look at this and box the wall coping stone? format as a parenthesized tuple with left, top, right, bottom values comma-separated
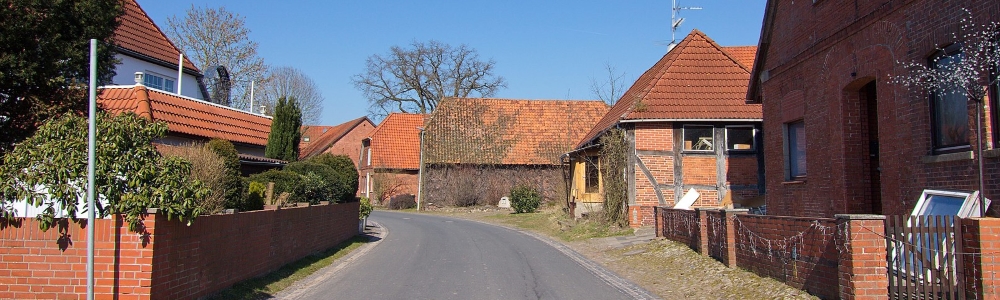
(834, 214, 886, 220)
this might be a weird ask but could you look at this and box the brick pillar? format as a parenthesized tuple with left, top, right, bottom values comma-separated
(721, 209, 749, 268)
(835, 214, 888, 300)
(695, 208, 709, 255)
(654, 207, 663, 238)
(962, 217, 1000, 299)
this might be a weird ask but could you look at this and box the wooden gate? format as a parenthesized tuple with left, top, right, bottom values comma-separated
(885, 215, 966, 299)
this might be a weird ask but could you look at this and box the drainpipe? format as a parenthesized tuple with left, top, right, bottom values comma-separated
(176, 54, 183, 95)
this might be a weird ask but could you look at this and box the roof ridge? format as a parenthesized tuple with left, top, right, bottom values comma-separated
(692, 29, 754, 73)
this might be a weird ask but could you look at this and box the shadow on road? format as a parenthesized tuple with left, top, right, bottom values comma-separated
(206, 232, 378, 300)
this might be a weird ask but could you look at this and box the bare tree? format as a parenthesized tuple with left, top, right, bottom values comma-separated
(892, 9, 999, 216)
(590, 63, 629, 105)
(166, 5, 266, 110)
(258, 66, 324, 125)
(352, 40, 506, 120)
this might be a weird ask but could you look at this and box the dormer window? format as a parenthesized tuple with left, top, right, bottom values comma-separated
(143, 72, 176, 93)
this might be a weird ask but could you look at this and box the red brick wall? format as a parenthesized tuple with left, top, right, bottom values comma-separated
(733, 215, 839, 299)
(0, 202, 359, 299)
(759, 0, 1000, 217)
(634, 123, 673, 151)
(655, 208, 700, 250)
(0, 218, 152, 299)
(962, 217, 1000, 299)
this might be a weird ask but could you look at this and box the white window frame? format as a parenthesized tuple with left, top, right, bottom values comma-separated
(725, 125, 755, 151)
(143, 71, 176, 93)
(682, 125, 714, 152)
(911, 189, 990, 218)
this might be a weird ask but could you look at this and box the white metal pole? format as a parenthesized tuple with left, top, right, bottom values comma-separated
(86, 39, 97, 300)
(176, 54, 183, 95)
(249, 80, 255, 114)
(416, 128, 425, 210)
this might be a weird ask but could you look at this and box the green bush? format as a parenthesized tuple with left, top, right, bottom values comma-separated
(290, 172, 333, 204)
(248, 169, 302, 201)
(510, 185, 541, 214)
(359, 197, 373, 220)
(243, 181, 266, 211)
(205, 139, 246, 209)
(307, 154, 359, 202)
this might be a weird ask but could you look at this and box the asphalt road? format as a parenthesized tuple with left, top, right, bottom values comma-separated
(284, 211, 654, 300)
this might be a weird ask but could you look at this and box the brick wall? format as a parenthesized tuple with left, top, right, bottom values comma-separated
(961, 217, 1000, 299)
(759, 0, 1000, 218)
(734, 214, 838, 299)
(0, 202, 359, 299)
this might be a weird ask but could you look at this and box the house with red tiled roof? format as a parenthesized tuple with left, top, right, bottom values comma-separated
(98, 84, 282, 174)
(110, 0, 210, 101)
(358, 113, 426, 202)
(421, 98, 609, 206)
(299, 117, 376, 164)
(571, 30, 762, 227)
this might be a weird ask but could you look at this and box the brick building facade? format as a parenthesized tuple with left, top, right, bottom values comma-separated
(358, 113, 424, 202)
(299, 116, 375, 165)
(573, 30, 764, 227)
(748, 0, 1000, 217)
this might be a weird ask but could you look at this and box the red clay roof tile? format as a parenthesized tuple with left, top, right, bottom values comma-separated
(367, 113, 426, 170)
(577, 30, 761, 148)
(426, 98, 609, 165)
(99, 85, 271, 146)
(114, 0, 198, 72)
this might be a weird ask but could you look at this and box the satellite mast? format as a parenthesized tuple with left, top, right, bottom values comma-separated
(668, 0, 702, 52)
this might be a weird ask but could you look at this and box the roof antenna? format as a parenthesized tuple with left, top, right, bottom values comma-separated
(668, 0, 702, 52)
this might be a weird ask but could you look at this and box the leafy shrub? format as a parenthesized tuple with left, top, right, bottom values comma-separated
(158, 143, 227, 214)
(285, 161, 338, 204)
(510, 185, 541, 213)
(290, 172, 333, 204)
(359, 196, 373, 220)
(0, 113, 207, 232)
(243, 181, 266, 211)
(248, 169, 302, 204)
(205, 139, 245, 209)
(307, 154, 359, 202)
(387, 194, 416, 210)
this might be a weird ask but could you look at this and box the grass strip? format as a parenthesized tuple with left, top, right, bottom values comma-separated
(486, 208, 632, 242)
(208, 235, 369, 300)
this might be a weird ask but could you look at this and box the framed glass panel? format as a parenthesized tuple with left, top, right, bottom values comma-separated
(786, 121, 806, 179)
(930, 47, 969, 152)
(683, 125, 714, 151)
(911, 189, 990, 218)
(726, 126, 755, 151)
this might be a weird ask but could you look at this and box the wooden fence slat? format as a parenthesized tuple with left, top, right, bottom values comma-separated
(932, 215, 943, 299)
(886, 216, 896, 298)
(906, 216, 918, 298)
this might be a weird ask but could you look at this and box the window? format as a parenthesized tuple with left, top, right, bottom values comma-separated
(786, 121, 806, 179)
(143, 72, 176, 93)
(683, 125, 714, 151)
(726, 126, 755, 151)
(584, 156, 600, 193)
(912, 189, 990, 218)
(930, 45, 969, 153)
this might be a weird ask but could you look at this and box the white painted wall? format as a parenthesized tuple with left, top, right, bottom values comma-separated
(112, 54, 206, 100)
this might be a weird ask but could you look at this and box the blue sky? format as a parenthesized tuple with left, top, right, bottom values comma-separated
(141, 1, 767, 126)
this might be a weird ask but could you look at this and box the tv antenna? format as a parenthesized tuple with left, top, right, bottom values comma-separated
(668, 0, 702, 52)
